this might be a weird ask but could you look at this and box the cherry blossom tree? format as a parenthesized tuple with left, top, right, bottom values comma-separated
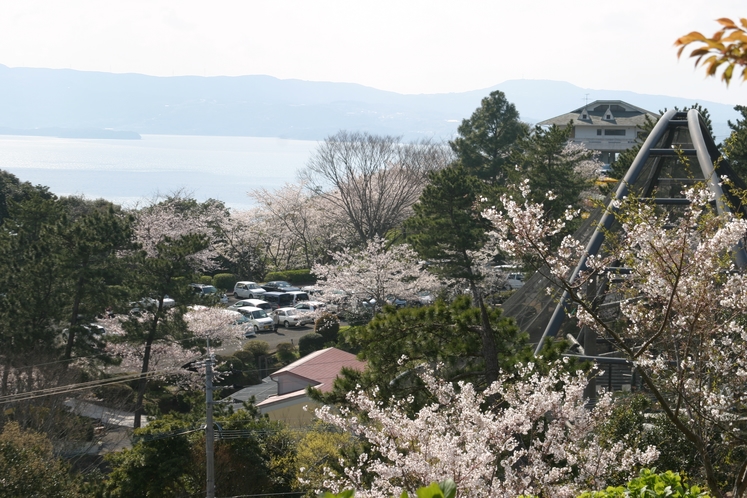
(123, 196, 229, 427)
(315, 360, 658, 498)
(311, 237, 441, 315)
(483, 180, 747, 497)
(213, 208, 268, 279)
(249, 181, 345, 268)
(100, 306, 240, 391)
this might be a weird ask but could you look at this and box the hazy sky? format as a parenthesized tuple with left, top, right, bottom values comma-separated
(2, 1, 746, 105)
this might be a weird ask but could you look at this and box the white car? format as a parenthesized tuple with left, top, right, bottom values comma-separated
(235, 306, 275, 334)
(295, 300, 337, 315)
(130, 296, 176, 314)
(228, 299, 273, 312)
(233, 281, 267, 299)
(272, 307, 314, 328)
(503, 273, 525, 291)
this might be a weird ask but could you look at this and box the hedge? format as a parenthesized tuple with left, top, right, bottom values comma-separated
(212, 273, 237, 291)
(299, 333, 326, 356)
(264, 269, 314, 285)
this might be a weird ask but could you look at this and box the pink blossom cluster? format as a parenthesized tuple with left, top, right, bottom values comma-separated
(312, 236, 441, 310)
(97, 306, 239, 389)
(132, 197, 226, 271)
(483, 181, 747, 492)
(315, 360, 657, 497)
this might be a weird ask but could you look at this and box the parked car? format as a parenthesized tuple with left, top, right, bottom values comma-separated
(235, 306, 275, 334)
(220, 309, 256, 338)
(294, 301, 337, 323)
(503, 273, 525, 291)
(287, 290, 310, 304)
(261, 280, 301, 293)
(190, 284, 229, 304)
(228, 299, 272, 312)
(262, 291, 294, 310)
(272, 307, 314, 328)
(233, 281, 267, 299)
(129, 296, 176, 314)
(294, 300, 336, 314)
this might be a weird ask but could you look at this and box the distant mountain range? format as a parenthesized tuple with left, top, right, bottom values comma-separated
(0, 64, 740, 142)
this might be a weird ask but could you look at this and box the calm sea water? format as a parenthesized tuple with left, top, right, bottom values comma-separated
(0, 134, 319, 211)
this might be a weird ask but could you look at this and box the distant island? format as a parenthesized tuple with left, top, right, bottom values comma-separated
(0, 127, 141, 140)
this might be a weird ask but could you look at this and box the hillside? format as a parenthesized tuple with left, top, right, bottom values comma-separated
(0, 65, 739, 141)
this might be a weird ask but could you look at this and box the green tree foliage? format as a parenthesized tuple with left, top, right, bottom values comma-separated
(596, 394, 702, 487)
(293, 423, 360, 494)
(517, 124, 597, 221)
(406, 165, 492, 283)
(578, 469, 710, 498)
(60, 204, 133, 361)
(450, 90, 528, 186)
(723, 105, 747, 182)
(0, 422, 83, 497)
(0, 169, 52, 226)
(122, 232, 210, 428)
(315, 312, 340, 343)
(299, 332, 326, 356)
(104, 406, 296, 498)
(313, 297, 531, 412)
(405, 165, 501, 382)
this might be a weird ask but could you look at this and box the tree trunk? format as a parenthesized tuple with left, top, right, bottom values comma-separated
(64, 276, 86, 361)
(133, 315, 158, 429)
(470, 282, 499, 384)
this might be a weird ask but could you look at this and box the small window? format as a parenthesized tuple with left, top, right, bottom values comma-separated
(597, 129, 602, 136)
(604, 129, 625, 136)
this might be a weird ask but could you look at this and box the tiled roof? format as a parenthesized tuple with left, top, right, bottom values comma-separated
(270, 347, 366, 393)
(538, 100, 659, 128)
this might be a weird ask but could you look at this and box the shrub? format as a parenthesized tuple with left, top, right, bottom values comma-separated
(276, 342, 298, 364)
(233, 350, 255, 366)
(314, 312, 340, 343)
(243, 340, 270, 357)
(299, 333, 326, 356)
(264, 269, 313, 285)
(577, 469, 710, 497)
(197, 275, 213, 285)
(215, 355, 260, 387)
(212, 273, 237, 291)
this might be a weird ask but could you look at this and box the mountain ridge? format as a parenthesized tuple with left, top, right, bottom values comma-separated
(0, 64, 739, 141)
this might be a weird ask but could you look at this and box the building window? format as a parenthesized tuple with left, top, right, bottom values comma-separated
(597, 129, 602, 136)
(604, 129, 625, 136)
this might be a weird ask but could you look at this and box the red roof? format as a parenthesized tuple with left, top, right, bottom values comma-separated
(271, 347, 366, 393)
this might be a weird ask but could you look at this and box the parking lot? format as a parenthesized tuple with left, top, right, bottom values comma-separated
(216, 294, 322, 356)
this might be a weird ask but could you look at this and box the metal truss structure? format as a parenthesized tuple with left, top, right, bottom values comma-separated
(501, 109, 747, 387)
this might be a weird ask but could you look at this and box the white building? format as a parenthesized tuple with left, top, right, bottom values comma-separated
(538, 100, 660, 165)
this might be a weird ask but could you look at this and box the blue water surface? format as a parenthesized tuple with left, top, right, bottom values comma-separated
(0, 134, 319, 211)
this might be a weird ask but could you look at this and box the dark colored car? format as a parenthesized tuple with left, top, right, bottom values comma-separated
(262, 291, 295, 310)
(261, 280, 301, 293)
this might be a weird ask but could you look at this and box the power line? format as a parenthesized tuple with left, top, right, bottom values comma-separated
(0, 367, 179, 403)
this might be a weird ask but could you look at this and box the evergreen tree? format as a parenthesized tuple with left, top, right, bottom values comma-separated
(450, 90, 528, 186)
(405, 165, 501, 382)
(313, 296, 531, 412)
(517, 124, 599, 221)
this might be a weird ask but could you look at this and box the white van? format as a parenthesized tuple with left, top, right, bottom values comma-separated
(235, 306, 275, 334)
(233, 281, 267, 299)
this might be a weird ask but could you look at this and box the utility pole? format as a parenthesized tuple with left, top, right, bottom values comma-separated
(205, 340, 215, 498)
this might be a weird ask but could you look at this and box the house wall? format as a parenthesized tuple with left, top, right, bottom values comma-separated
(262, 399, 322, 428)
(572, 125, 637, 155)
(276, 375, 314, 395)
